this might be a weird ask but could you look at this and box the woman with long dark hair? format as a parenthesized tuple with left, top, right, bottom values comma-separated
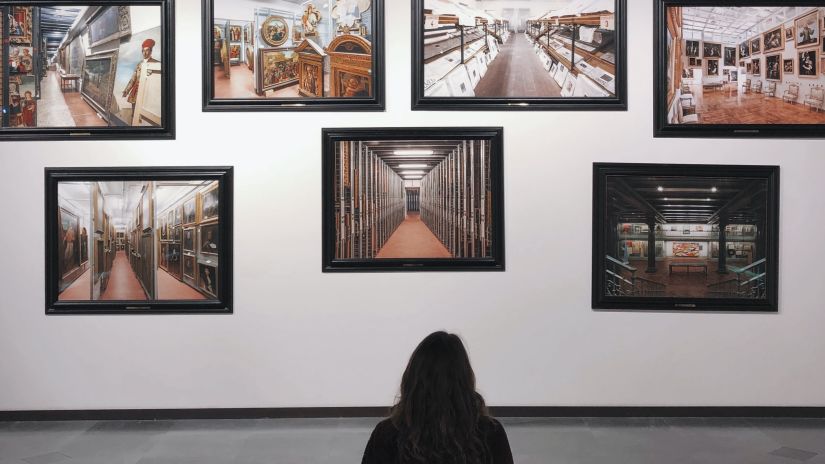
(362, 331, 513, 464)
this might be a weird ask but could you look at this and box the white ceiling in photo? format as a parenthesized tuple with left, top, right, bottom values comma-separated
(681, 6, 809, 40)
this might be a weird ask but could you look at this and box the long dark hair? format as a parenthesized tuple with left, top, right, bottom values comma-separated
(390, 331, 491, 464)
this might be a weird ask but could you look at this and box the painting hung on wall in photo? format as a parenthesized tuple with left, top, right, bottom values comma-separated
(655, 1, 825, 138)
(592, 163, 779, 312)
(204, 0, 383, 110)
(0, 3, 172, 139)
(413, 0, 627, 109)
(46, 168, 233, 314)
(323, 128, 505, 272)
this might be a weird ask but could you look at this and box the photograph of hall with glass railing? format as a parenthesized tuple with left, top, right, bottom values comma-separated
(603, 174, 769, 300)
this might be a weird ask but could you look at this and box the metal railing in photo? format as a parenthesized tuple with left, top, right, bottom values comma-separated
(707, 258, 767, 299)
(604, 255, 666, 297)
(334, 141, 405, 260)
(420, 140, 492, 259)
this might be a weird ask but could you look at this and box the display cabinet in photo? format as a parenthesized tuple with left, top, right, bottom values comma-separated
(0, 0, 174, 140)
(45, 167, 233, 314)
(655, 1, 825, 138)
(202, 0, 384, 111)
(412, 0, 627, 110)
(592, 163, 779, 312)
(322, 128, 504, 272)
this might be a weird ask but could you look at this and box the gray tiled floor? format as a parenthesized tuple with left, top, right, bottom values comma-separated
(1, 417, 824, 463)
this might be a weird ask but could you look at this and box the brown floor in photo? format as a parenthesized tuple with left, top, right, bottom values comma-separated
(688, 83, 825, 124)
(376, 213, 452, 259)
(157, 268, 207, 300)
(38, 70, 77, 127)
(58, 268, 90, 301)
(100, 251, 148, 301)
(62, 77, 108, 127)
(627, 257, 753, 298)
(475, 33, 562, 98)
(213, 65, 301, 99)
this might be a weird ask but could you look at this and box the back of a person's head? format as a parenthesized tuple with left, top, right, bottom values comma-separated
(390, 331, 492, 464)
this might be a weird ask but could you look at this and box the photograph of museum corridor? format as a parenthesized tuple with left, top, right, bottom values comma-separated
(57, 180, 220, 302)
(334, 139, 492, 260)
(603, 175, 769, 300)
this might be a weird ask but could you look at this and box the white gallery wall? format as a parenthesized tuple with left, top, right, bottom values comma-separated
(1, 0, 824, 411)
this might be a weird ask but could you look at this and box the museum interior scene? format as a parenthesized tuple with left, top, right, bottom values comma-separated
(57, 180, 220, 302)
(212, 0, 374, 99)
(334, 139, 492, 259)
(667, 6, 825, 125)
(424, 0, 616, 98)
(1, 5, 163, 128)
(603, 174, 769, 300)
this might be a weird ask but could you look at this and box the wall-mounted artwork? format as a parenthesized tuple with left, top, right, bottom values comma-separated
(655, 1, 825, 138)
(592, 163, 779, 312)
(795, 10, 820, 49)
(412, 0, 627, 110)
(724, 46, 736, 66)
(0, 1, 174, 140)
(685, 40, 700, 57)
(203, 0, 384, 111)
(703, 42, 721, 58)
(46, 167, 233, 314)
(323, 127, 505, 272)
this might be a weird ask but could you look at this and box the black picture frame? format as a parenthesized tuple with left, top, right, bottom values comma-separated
(654, 0, 825, 138)
(45, 167, 233, 315)
(411, 0, 627, 111)
(322, 127, 505, 272)
(201, 0, 385, 112)
(0, 0, 175, 141)
(592, 163, 779, 312)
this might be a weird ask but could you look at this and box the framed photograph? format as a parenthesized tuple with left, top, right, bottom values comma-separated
(785, 24, 796, 42)
(707, 59, 719, 76)
(592, 163, 779, 312)
(752, 57, 761, 75)
(784, 58, 795, 74)
(762, 26, 783, 53)
(799, 49, 818, 76)
(228, 25, 242, 42)
(45, 167, 233, 314)
(795, 10, 820, 49)
(765, 54, 781, 81)
(202, 0, 385, 111)
(655, 1, 825, 138)
(200, 223, 219, 256)
(686, 40, 700, 57)
(198, 264, 218, 298)
(724, 46, 737, 66)
(183, 198, 196, 224)
(0, 0, 174, 141)
(412, 0, 627, 111)
(200, 183, 219, 222)
(322, 127, 505, 272)
(703, 42, 722, 58)
(738, 41, 750, 59)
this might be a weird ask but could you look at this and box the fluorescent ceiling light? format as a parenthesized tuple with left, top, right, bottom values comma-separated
(400, 171, 426, 175)
(404, 176, 423, 179)
(398, 164, 429, 169)
(394, 150, 434, 156)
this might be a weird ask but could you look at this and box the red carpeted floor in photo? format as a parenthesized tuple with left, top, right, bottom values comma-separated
(100, 251, 147, 301)
(376, 213, 452, 259)
(58, 268, 90, 300)
(157, 269, 206, 300)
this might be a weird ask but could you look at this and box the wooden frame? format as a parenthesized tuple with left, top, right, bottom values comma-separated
(322, 127, 505, 272)
(87, 5, 131, 48)
(765, 53, 781, 81)
(762, 25, 784, 53)
(80, 51, 119, 124)
(257, 47, 298, 93)
(794, 9, 820, 49)
(45, 167, 233, 315)
(259, 15, 289, 47)
(592, 163, 779, 312)
(412, 0, 627, 111)
(328, 34, 372, 97)
(0, 0, 175, 141)
(654, 0, 825, 138)
(798, 48, 819, 77)
(296, 39, 325, 97)
(201, 0, 385, 111)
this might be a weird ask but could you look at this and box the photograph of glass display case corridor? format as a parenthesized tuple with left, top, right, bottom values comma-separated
(57, 179, 221, 302)
(423, 0, 618, 98)
(0, 4, 164, 129)
(603, 175, 769, 300)
(333, 139, 493, 260)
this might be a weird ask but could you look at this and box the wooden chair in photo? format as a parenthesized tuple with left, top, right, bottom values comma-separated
(804, 87, 825, 112)
(783, 84, 800, 104)
(679, 82, 694, 107)
(677, 99, 698, 124)
(763, 81, 777, 98)
(743, 78, 752, 93)
(752, 80, 763, 94)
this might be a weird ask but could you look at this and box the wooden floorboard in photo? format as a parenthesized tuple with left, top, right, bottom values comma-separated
(475, 34, 562, 98)
(687, 83, 825, 124)
(375, 213, 452, 259)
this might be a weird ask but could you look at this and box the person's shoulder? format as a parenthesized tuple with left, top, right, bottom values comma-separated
(479, 416, 508, 436)
(371, 418, 399, 438)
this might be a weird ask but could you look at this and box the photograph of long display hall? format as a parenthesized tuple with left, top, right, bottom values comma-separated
(602, 174, 770, 300)
(666, 5, 825, 125)
(423, 0, 617, 98)
(332, 139, 493, 261)
(210, 0, 375, 99)
(56, 179, 221, 302)
(0, 4, 164, 129)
